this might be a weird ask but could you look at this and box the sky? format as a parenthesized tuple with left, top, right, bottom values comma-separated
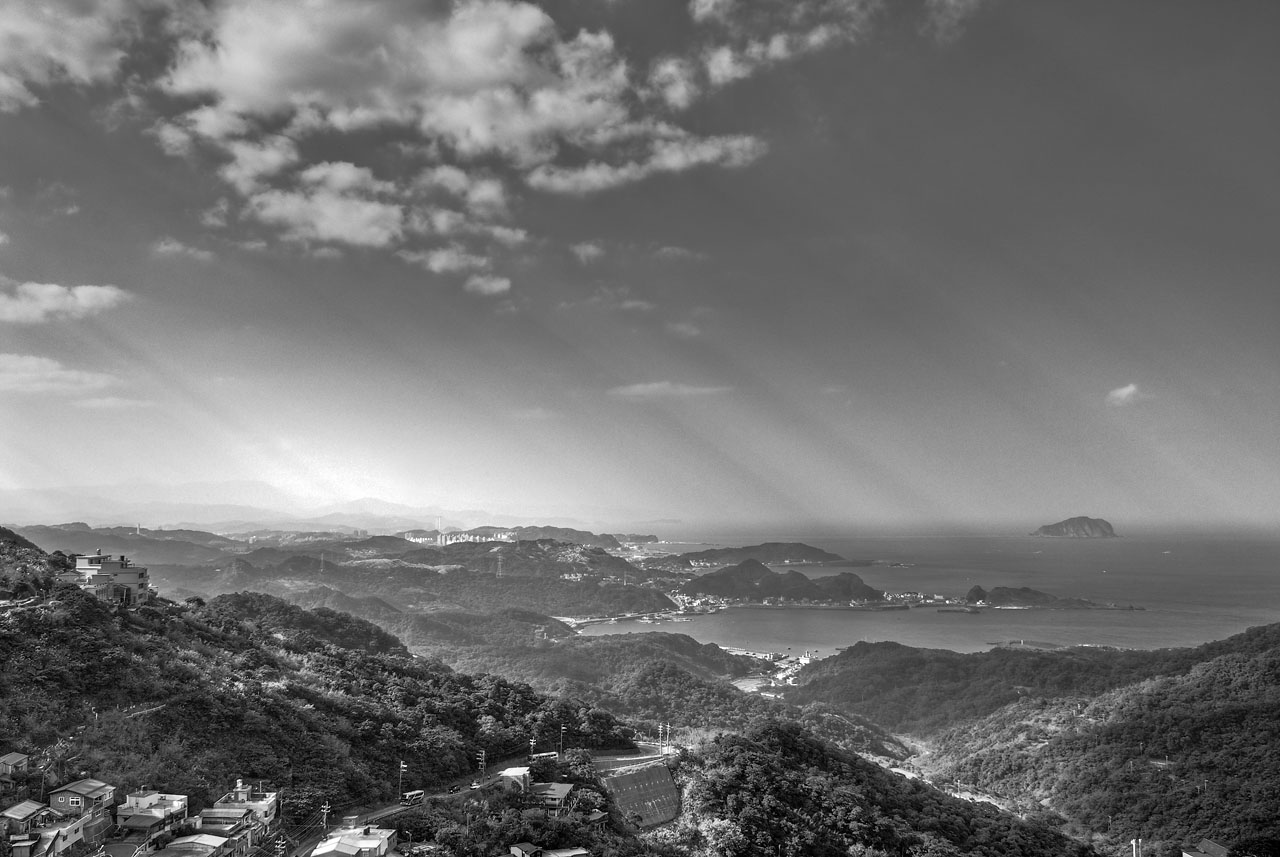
(1, 0, 1278, 534)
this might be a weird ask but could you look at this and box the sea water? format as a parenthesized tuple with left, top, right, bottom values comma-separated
(581, 533, 1280, 654)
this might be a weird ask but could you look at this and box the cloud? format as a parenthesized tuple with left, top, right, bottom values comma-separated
(201, 198, 231, 228)
(398, 245, 491, 273)
(1105, 383, 1152, 407)
(655, 245, 706, 261)
(0, 280, 131, 323)
(527, 134, 767, 195)
(247, 188, 404, 247)
(0, 0, 152, 112)
(648, 57, 700, 110)
(608, 381, 731, 398)
(72, 396, 154, 409)
(0, 231, 9, 246)
(571, 242, 605, 264)
(151, 236, 214, 262)
(923, 0, 990, 41)
(665, 321, 702, 338)
(0, 353, 119, 394)
(464, 274, 512, 296)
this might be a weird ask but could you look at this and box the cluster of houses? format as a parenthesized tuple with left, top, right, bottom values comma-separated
(0, 760, 278, 857)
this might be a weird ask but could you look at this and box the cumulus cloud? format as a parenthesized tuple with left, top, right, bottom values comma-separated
(648, 57, 700, 110)
(683, 0, 879, 96)
(527, 134, 767, 194)
(464, 274, 512, 296)
(247, 188, 404, 247)
(398, 245, 490, 273)
(571, 242, 605, 264)
(0, 0, 153, 112)
(608, 380, 731, 398)
(0, 280, 131, 323)
(0, 353, 118, 394)
(1106, 383, 1152, 407)
(151, 236, 213, 262)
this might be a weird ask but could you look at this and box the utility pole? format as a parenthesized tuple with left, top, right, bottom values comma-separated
(529, 738, 535, 759)
(320, 802, 330, 830)
(398, 760, 406, 798)
(1131, 838, 1142, 857)
(559, 725, 566, 756)
(476, 749, 486, 777)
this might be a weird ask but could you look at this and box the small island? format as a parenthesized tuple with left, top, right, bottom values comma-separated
(1031, 516, 1117, 538)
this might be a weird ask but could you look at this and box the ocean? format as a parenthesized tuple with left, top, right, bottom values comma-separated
(579, 533, 1280, 655)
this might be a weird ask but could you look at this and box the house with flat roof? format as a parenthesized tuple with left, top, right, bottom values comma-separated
(211, 780, 278, 835)
(67, 552, 154, 604)
(117, 790, 187, 829)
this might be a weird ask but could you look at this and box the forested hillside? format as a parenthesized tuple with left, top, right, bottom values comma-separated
(654, 720, 1092, 857)
(920, 647, 1280, 852)
(152, 547, 674, 617)
(0, 587, 634, 817)
(787, 624, 1280, 734)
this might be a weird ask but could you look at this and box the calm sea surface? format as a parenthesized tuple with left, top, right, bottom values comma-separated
(580, 534, 1280, 655)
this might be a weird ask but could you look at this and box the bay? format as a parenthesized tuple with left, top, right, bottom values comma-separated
(582, 533, 1280, 655)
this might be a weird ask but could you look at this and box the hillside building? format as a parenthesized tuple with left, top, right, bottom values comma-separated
(209, 780, 278, 835)
(63, 553, 154, 605)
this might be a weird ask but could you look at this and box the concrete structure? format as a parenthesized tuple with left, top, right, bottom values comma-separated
(211, 780, 279, 836)
(66, 553, 153, 604)
(310, 826, 396, 857)
(111, 788, 189, 856)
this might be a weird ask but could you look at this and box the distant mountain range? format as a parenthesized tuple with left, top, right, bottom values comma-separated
(0, 482, 613, 533)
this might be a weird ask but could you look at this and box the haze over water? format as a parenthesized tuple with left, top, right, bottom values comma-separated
(582, 533, 1280, 656)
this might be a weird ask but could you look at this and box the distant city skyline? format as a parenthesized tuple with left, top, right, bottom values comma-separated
(2, 1, 1278, 533)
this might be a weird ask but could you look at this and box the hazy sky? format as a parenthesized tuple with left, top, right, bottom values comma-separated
(1, 0, 1278, 532)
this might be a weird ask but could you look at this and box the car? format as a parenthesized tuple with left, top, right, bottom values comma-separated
(469, 781, 480, 790)
(448, 784, 459, 794)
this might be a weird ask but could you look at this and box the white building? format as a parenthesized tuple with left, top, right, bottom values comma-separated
(64, 553, 153, 604)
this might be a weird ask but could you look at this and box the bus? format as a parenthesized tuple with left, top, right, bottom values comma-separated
(400, 789, 425, 806)
(529, 751, 558, 762)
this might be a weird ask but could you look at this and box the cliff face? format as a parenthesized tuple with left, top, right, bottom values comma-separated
(1032, 516, 1117, 538)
